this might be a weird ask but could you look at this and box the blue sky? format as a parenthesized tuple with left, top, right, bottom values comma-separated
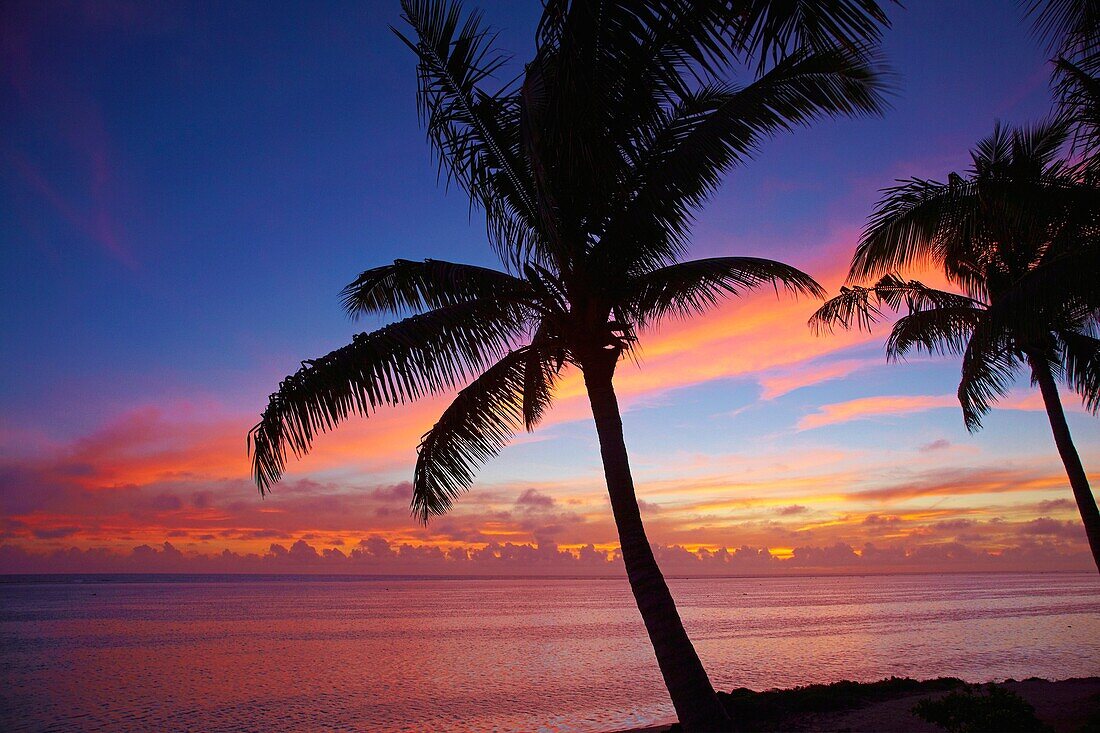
(2, 0, 1098, 573)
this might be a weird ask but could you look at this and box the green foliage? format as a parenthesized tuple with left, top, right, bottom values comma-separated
(912, 684, 1053, 733)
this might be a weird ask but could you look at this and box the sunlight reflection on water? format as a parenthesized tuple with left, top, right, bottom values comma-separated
(2, 573, 1098, 732)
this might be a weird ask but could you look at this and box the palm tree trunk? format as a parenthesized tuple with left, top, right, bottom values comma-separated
(1028, 354, 1100, 573)
(581, 356, 731, 731)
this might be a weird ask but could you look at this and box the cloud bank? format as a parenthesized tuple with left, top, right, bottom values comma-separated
(1, 534, 1091, 575)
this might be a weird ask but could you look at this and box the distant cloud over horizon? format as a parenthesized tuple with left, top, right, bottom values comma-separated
(1, 535, 1091, 576)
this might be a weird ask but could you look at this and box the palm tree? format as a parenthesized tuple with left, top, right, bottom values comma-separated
(810, 121, 1100, 573)
(250, 1, 891, 728)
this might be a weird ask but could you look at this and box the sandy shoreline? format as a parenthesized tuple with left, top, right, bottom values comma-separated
(615, 677, 1100, 733)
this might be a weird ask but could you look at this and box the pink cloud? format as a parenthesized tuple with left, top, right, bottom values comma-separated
(10, 152, 137, 270)
(2, 2, 155, 271)
(996, 388, 1089, 414)
(798, 394, 958, 430)
(793, 387, 1085, 433)
(847, 465, 1077, 503)
(757, 359, 873, 400)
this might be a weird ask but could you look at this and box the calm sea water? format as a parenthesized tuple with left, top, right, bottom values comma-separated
(1, 573, 1098, 732)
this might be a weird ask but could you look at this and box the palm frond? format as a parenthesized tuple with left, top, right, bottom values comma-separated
(1054, 57, 1100, 172)
(599, 45, 889, 276)
(396, 0, 540, 266)
(623, 256, 823, 328)
(413, 344, 559, 521)
(809, 283, 889, 334)
(1005, 119, 1072, 176)
(849, 177, 975, 281)
(341, 259, 530, 318)
(522, 322, 565, 431)
(989, 240, 1100, 333)
(249, 299, 529, 492)
(958, 320, 1022, 431)
(886, 305, 985, 360)
(1059, 328, 1100, 412)
(971, 121, 1015, 172)
(1029, 175, 1100, 263)
(733, 0, 893, 72)
(809, 274, 981, 335)
(879, 277, 984, 312)
(1025, 0, 1100, 61)
(535, 1, 732, 94)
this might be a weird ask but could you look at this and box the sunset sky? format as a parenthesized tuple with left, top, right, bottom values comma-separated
(2, 0, 1098, 574)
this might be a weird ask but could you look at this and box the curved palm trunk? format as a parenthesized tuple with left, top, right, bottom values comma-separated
(581, 357, 730, 731)
(1029, 355, 1100, 573)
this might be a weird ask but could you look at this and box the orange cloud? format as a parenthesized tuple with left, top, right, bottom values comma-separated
(616, 290, 875, 400)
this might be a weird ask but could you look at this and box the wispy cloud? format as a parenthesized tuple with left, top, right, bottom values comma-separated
(798, 395, 958, 430)
(757, 358, 874, 400)
(794, 384, 1084, 433)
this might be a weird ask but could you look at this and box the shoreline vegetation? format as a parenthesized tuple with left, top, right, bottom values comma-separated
(620, 677, 1100, 733)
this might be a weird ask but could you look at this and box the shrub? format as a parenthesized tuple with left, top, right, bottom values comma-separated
(912, 684, 1052, 733)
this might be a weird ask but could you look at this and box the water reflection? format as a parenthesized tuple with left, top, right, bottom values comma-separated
(2, 573, 1098, 732)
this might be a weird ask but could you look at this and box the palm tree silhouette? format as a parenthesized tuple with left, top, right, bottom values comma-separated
(250, 1, 890, 728)
(810, 121, 1100, 573)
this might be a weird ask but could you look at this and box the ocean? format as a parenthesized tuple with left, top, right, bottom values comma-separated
(2, 572, 1098, 732)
